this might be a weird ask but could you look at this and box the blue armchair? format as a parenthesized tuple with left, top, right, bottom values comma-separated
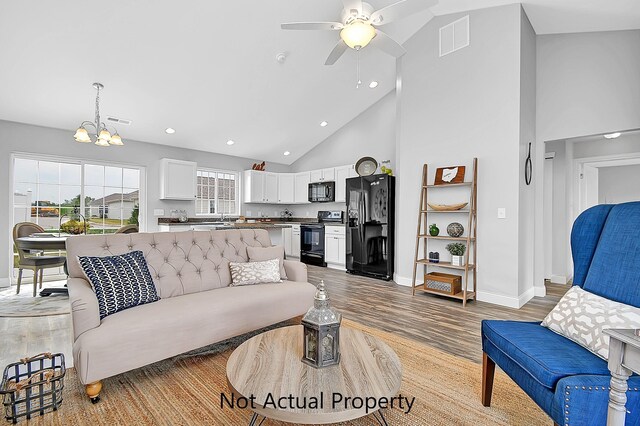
(481, 202, 640, 425)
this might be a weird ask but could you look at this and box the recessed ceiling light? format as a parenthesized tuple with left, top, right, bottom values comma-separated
(369, 81, 379, 88)
(604, 132, 621, 139)
(284, 151, 291, 156)
(165, 128, 175, 134)
(320, 121, 328, 127)
(226, 139, 235, 145)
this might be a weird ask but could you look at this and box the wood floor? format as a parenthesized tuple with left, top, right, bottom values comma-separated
(309, 266, 567, 363)
(0, 265, 566, 368)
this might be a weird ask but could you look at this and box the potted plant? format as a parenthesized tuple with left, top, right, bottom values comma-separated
(446, 242, 466, 266)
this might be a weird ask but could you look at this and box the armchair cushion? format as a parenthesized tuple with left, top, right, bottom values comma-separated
(582, 202, 640, 306)
(482, 320, 610, 389)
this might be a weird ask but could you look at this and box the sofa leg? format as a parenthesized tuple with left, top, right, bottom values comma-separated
(482, 352, 495, 407)
(85, 381, 102, 404)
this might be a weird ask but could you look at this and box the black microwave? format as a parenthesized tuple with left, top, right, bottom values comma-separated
(308, 181, 335, 202)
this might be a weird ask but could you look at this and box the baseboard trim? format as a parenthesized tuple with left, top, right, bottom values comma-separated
(534, 286, 546, 298)
(326, 264, 346, 271)
(394, 274, 415, 287)
(476, 287, 536, 308)
(550, 275, 568, 284)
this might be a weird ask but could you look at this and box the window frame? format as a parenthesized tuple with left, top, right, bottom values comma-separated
(195, 167, 240, 217)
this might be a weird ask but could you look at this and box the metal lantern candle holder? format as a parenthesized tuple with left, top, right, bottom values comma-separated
(301, 280, 341, 368)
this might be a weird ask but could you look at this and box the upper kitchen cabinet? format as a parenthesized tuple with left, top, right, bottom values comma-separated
(160, 158, 197, 200)
(294, 172, 311, 204)
(309, 168, 336, 183)
(278, 173, 295, 204)
(243, 170, 278, 203)
(334, 165, 354, 203)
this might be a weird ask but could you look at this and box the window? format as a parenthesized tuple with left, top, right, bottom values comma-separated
(196, 169, 238, 216)
(12, 156, 144, 235)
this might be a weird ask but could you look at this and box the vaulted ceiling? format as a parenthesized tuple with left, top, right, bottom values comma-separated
(1, 1, 638, 165)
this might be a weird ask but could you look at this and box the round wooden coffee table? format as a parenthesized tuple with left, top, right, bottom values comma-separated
(226, 325, 402, 425)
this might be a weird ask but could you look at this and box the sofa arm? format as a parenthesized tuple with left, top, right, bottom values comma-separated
(284, 260, 308, 282)
(67, 277, 100, 340)
(553, 375, 640, 425)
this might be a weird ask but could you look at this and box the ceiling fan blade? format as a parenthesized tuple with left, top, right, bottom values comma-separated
(370, 30, 406, 58)
(281, 22, 344, 31)
(325, 40, 348, 65)
(342, 0, 363, 15)
(370, 0, 438, 25)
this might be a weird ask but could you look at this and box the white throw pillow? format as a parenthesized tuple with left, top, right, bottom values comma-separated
(541, 286, 640, 360)
(229, 259, 282, 286)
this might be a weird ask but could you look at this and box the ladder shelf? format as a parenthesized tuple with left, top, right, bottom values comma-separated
(411, 158, 478, 307)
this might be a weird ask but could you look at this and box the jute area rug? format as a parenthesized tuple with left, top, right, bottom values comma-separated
(0, 282, 69, 317)
(25, 319, 548, 425)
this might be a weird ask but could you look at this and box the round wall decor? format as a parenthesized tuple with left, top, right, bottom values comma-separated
(447, 222, 464, 238)
(355, 157, 378, 176)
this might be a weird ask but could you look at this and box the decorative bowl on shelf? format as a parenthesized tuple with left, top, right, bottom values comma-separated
(427, 202, 468, 211)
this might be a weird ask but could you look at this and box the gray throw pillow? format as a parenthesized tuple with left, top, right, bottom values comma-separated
(229, 259, 282, 286)
(247, 245, 287, 280)
(541, 286, 640, 360)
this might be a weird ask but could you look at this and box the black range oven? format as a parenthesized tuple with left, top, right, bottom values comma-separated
(300, 210, 343, 267)
(300, 224, 325, 267)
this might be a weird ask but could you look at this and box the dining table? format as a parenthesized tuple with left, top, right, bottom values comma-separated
(15, 234, 69, 297)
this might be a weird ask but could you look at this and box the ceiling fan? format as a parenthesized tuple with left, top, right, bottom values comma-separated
(281, 0, 438, 65)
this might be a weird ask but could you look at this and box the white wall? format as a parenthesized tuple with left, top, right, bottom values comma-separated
(286, 90, 397, 218)
(537, 30, 640, 142)
(518, 9, 537, 297)
(397, 4, 527, 306)
(599, 164, 640, 204)
(0, 119, 289, 284)
(533, 29, 640, 295)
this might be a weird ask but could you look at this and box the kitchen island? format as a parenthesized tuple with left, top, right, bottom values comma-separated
(157, 221, 295, 247)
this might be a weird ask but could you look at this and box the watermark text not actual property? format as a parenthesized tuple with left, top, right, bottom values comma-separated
(220, 392, 415, 414)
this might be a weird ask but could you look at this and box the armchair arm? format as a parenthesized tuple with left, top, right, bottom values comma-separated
(67, 277, 100, 340)
(283, 259, 308, 282)
(553, 375, 640, 425)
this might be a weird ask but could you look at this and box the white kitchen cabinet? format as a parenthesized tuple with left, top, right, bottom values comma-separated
(309, 167, 336, 183)
(243, 170, 265, 203)
(294, 172, 310, 204)
(324, 225, 345, 269)
(243, 170, 278, 203)
(282, 224, 301, 258)
(278, 174, 295, 204)
(282, 227, 292, 256)
(264, 172, 278, 203)
(349, 165, 359, 178)
(334, 165, 352, 203)
(291, 224, 301, 257)
(160, 158, 197, 200)
(309, 169, 323, 183)
(322, 167, 335, 182)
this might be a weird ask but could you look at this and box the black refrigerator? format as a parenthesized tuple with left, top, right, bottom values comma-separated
(346, 174, 395, 280)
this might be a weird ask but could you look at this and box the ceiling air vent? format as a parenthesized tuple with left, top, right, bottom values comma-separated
(106, 116, 132, 126)
(439, 15, 469, 57)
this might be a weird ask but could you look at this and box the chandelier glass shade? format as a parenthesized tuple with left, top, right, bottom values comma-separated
(74, 82, 124, 146)
(340, 19, 376, 49)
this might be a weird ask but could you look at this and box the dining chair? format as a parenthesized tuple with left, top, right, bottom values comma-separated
(115, 224, 139, 234)
(12, 222, 66, 296)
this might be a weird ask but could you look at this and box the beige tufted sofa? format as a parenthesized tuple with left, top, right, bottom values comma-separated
(65, 229, 316, 402)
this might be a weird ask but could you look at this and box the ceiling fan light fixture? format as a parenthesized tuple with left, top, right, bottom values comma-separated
(340, 19, 376, 49)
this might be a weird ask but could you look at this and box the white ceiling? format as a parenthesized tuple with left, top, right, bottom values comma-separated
(1, 1, 638, 165)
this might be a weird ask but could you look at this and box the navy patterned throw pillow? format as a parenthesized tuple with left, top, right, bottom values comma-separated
(78, 250, 160, 320)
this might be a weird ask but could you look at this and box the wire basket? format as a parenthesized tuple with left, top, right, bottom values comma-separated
(1, 352, 65, 424)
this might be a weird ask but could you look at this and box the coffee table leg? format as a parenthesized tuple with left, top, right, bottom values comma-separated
(248, 413, 266, 426)
(372, 409, 389, 426)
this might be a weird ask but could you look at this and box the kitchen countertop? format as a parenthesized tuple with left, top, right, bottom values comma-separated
(158, 218, 346, 228)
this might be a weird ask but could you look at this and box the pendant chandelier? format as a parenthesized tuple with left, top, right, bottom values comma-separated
(73, 82, 124, 147)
